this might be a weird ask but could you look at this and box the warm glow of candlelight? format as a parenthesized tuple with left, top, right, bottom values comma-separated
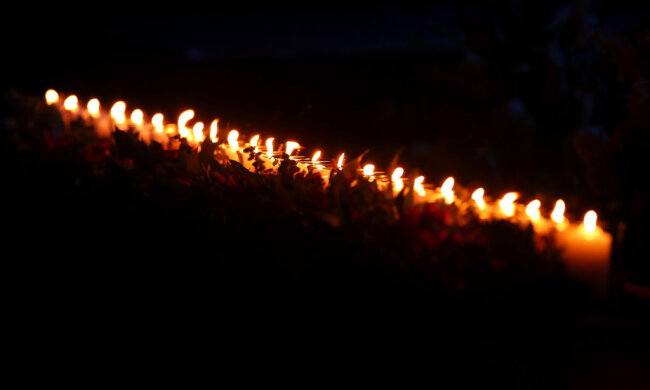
(178, 109, 194, 139)
(392, 167, 404, 193)
(551, 199, 566, 224)
(193, 122, 205, 143)
(441, 177, 455, 204)
(110, 101, 127, 124)
(285, 141, 300, 156)
(471, 188, 486, 210)
(363, 164, 375, 176)
(45, 89, 59, 105)
(209, 119, 218, 143)
(526, 199, 541, 221)
(87, 98, 100, 117)
(228, 130, 240, 150)
(63, 95, 78, 111)
(414, 176, 426, 197)
(266, 137, 274, 158)
(130, 109, 144, 125)
(584, 210, 597, 234)
(499, 192, 518, 217)
(250, 135, 260, 151)
(337, 153, 345, 169)
(312, 150, 321, 162)
(152, 113, 164, 132)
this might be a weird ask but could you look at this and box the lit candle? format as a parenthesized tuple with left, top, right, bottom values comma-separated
(555, 210, 612, 298)
(151, 113, 167, 144)
(110, 101, 128, 130)
(440, 177, 455, 205)
(391, 167, 404, 196)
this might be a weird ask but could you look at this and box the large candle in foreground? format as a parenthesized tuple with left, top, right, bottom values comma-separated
(556, 210, 612, 298)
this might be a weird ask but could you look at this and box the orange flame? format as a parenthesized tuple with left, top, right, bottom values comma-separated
(414, 176, 426, 197)
(499, 192, 518, 217)
(551, 199, 565, 224)
(441, 177, 455, 204)
(63, 95, 78, 111)
(250, 135, 260, 151)
(526, 199, 541, 221)
(193, 122, 205, 143)
(392, 167, 404, 193)
(363, 164, 375, 176)
(87, 98, 100, 117)
(178, 109, 194, 139)
(312, 150, 321, 163)
(471, 188, 486, 210)
(152, 113, 164, 133)
(130, 109, 144, 126)
(209, 119, 219, 143)
(110, 101, 127, 125)
(337, 153, 345, 169)
(285, 141, 300, 156)
(228, 130, 240, 150)
(45, 89, 59, 105)
(584, 210, 597, 234)
(266, 137, 274, 158)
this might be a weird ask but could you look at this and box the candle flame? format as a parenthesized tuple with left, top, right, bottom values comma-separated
(551, 199, 565, 224)
(193, 122, 205, 143)
(250, 134, 260, 151)
(63, 95, 78, 111)
(337, 153, 345, 169)
(110, 101, 127, 124)
(499, 192, 518, 217)
(178, 109, 194, 139)
(228, 130, 240, 150)
(471, 188, 485, 210)
(584, 210, 597, 233)
(130, 109, 144, 126)
(363, 164, 375, 176)
(312, 150, 321, 163)
(87, 98, 100, 117)
(209, 119, 218, 143)
(414, 176, 426, 197)
(441, 177, 455, 204)
(392, 167, 404, 193)
(266, 137, 274, 158)
(152, 113, 164, 132)
(285, 141, 300, 156)
(45, 89, 59, 105)
(526, 199, 541, 221)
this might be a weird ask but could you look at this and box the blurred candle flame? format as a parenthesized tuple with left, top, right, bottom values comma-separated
(584, 210, 597, 234)
(526, 199, 541, 221)
(285, 141, 300, 157)
(152, 113, 164, 132)
(363, 164, 375, 176)
(110, 101, 127, 125)
(45, 89, 59, 105)
(441, 177, 455, 204)
(87, 98, 100, 118)
(178, 109, 194, 139)
(266, 137, 274, 158)
(130, 109, 144, 126)
(471, 188, 486, 210)
(63, 95, 78, 111)
(250, 134, 260, 151)
(193, 122, 205, 143)
(499, 192, 518, 217)
(312, 150, 321, 163)
(414, 176, 426, 197)
(337, 153, 345, 169)
(551, 199, 566, 224)
(209, 119, 218, 143)
(392, 167, 404, 193)
(228, 130, 240, 150)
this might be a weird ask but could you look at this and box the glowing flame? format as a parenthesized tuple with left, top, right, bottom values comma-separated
(441, 177, 455, 204)
(363, 164, 375, 176)
(209, 119, 218, 143)
(499, 192, 518, 217)
(87, 98, 100, 118)
(584, 210, 597, 234)
(266, 137, 274, 158)
(193, 122, 205, 143)
(228, 130, 240, 150)
(312, 150, 321, 163)
(526, 199, 541, 221)
(414, 176, 426, 197)
(63, 95, 78, 111)
(471, 188, 485, 210)
(392, 167, 404, 193)
(178, 109, 194, 139)
(130, 109, 144, 126)
(285, 141, 300, 156)
(110, 101, 127, 124)
(152, 113, 164, 133)
(250, 135, 260, 151)
(551, 199, 565, 224)
(45, 89, 59, 105)
(337, 153, 345, 169)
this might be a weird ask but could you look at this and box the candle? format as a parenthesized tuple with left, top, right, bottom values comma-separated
(556, 210, 612, 298)
(441, 177, 455, 205)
